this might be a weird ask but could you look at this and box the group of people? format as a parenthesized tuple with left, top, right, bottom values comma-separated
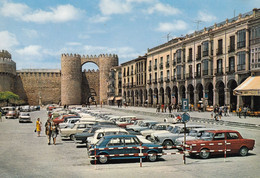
(156, 104, 174, 113)
(35, 118, 59, 145)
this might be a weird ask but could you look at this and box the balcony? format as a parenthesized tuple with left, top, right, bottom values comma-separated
(195, 73, 201, 79)
(237, 41, 246, 49)
(153, 79, 157, 84)
(225, 67, 235, 75)
(216, 48, 223, 55)
(196, 54, 201, 61)
(154, 65, 157, 70)
(237, 64, 245, 71)
(159, 63, 163, 69)
(228, 45, 235, 53)
(185, 73, 193, 80)
(165, 61, 170, 68)
(177, 57, 181, 63)
(148, 66, 152, 72)
(171, 76, 176, 82)
(164, 77, 170, 83)
(203, 51, 208, 57)
(214, 69, 223, 76)
(188, 55, 192, 62)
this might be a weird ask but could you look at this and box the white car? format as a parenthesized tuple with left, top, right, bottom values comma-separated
(86, 127, 128, 148)
(127, 120, 159, 132)
(115, 116, 136, 125)
(19, 112, 31, 123)
(174, 128, 215, 146)
(140, 123, 174, 140)
(59, 118, 80, 129)
(60, 122, 96, 140)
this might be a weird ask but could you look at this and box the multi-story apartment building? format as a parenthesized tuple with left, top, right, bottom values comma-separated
(107, 66, 122, 105)
(121, 55, 147, 106)
(146, 8, 260, 111)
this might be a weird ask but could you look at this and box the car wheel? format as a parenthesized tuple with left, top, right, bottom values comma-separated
(147, 151, 157, 162)
(239, 147, 248, 156)
(199, 149, 210, 159)
(98, 154, 108, 164)
(163, 140, 173, 147)
(70, 134, 75, 141)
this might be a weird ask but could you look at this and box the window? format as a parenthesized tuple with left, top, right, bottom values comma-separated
(124, 137, 140, 145)
(237, 51, 246, 71)
(108, 138, 124, 146)
(197, 45, 201, 60)
(227, 132, 239, 139)
(229, 36, 235, 52)
(189, 65, 192, 78)
(188, 48, 192, 61)
(196, 63, 201, 77)
(202, 41, 209, 57)
(154, 72, 157, 81)
(167, 70, 170, 80)
(217, 59, 223, 73)
(203, 60, 208, 75)
(229, 57, 235, 72)
(217, 39, 223, 55)
(160, 71, 163, 82)
(177, 49, 182, 63)
(154, 59, 157, 69)
(213, 133, 225, 140)
(177, 66, 182, 79)
(237, 29, 246, 49)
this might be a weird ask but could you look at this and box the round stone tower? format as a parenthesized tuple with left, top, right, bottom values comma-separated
(61, 53, 82, 105)
(0, 50, 16, 92)
(98, 54, 118, 103)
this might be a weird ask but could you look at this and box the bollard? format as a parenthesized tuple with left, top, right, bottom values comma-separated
(140, 144, 143, 167)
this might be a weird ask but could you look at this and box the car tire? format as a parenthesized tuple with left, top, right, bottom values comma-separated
(98, 154, 109, 164)
(199, 149, 210, 159)
(147, 151, 157, 162)
(70, 134, 75, 141)
(163, 140, 173, 147)
(239, 147, 248, 156)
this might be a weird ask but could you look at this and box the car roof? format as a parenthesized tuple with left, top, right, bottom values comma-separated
(103, 135, 136, 139)
(95, 127, 127, 133)
(206, 130, 238, 133)
(191, 128, 215, 131)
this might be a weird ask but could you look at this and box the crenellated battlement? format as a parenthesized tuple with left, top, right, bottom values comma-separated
(61, 53, 118, 59)
(0, 50, 12, 59)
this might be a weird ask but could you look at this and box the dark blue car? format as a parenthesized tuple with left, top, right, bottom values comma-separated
(89, 135, 163, 164)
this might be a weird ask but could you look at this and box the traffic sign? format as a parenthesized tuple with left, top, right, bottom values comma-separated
(181, 112, 190, 123)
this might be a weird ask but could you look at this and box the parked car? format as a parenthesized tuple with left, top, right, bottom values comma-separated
(127, 120, 159, 132)
(140, 123, 174, 140)
(75, 125, 117, 144)
(151, 124, 205, 146)
(53, 114, 79, 124)
(19, 112, 31, 123)
(2, 106, 15, 115)
(186, 130, 255, 159)
(117, 118, 142, 128)
(88, 135, 163, 164)
(20, 105, 30, 112)
(115, 116, 136, 125)
(5, 110, 19, 119)
(174, 128, 215, 146)
(59, 118, 80, 129)
(86, 127, 128, 149)
(60, 122, 95, 140)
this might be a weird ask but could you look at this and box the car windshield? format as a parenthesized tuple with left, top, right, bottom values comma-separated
(21, 113, 29, 116)
(201, 132, 214, 141)
(171, 126, 180, 134)
(189, 130, 198, 137)
(167, 126, 174, 131)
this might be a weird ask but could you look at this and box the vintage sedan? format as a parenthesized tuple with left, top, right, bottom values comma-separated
(88, 135, 163, 164)
(185, 130, 255, 159)
(18, 112, 31, 123)
(140, 123, 174, 140)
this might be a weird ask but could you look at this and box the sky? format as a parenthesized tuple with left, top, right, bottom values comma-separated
(0, 0, 259, 70)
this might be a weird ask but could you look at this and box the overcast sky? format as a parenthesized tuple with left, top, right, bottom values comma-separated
(0, 0, 259, 70)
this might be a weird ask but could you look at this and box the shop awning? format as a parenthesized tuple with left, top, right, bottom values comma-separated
(115, 97, 122, 100)
(108, 97, 115, 101)
(234, 76, 260, 96)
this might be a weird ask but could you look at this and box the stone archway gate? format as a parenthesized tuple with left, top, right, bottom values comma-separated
(61, 53, 118, 105)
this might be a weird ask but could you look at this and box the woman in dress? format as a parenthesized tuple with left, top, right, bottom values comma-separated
(36, 118, 42, 137)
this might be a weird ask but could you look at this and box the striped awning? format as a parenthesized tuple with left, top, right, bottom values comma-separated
(234, 76, 260, 96)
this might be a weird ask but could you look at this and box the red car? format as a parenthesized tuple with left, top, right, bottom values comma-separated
(117, 118, 143, 128)
(186, 130, 255, 159)
(53, 115, 78, 124)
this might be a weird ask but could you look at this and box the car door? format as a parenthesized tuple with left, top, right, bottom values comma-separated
(211, 132, 225, 154)
(226, 132, 241, 154)
(123, 136, 141, 157)
(106, 137, 124, 156)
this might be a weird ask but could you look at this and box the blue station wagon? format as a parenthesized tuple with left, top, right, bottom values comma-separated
(88, 135, 163, 164)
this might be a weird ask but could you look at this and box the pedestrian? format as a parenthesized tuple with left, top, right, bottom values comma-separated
(164, 104, 167, 112)
(238, 107, 242, 118)
(36, 118, 42, 137)
(45, 119, 52, 145)
(161, 104, 164, 112)
(168, 104, 172, 113)
(51, 122, 59, 145)
(224, 104, 227, 116)
(243, 106, 247, 119)
(218, 108, 222, 120)
(156, 104, 160, 113)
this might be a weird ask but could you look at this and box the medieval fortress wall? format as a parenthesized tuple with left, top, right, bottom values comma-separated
(0, 50, 118, 106)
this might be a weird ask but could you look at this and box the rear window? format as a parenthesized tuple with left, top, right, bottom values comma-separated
(227, 132, 239, 139)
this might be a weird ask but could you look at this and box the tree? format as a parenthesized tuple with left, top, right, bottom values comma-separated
(0, 91, 20, 105)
